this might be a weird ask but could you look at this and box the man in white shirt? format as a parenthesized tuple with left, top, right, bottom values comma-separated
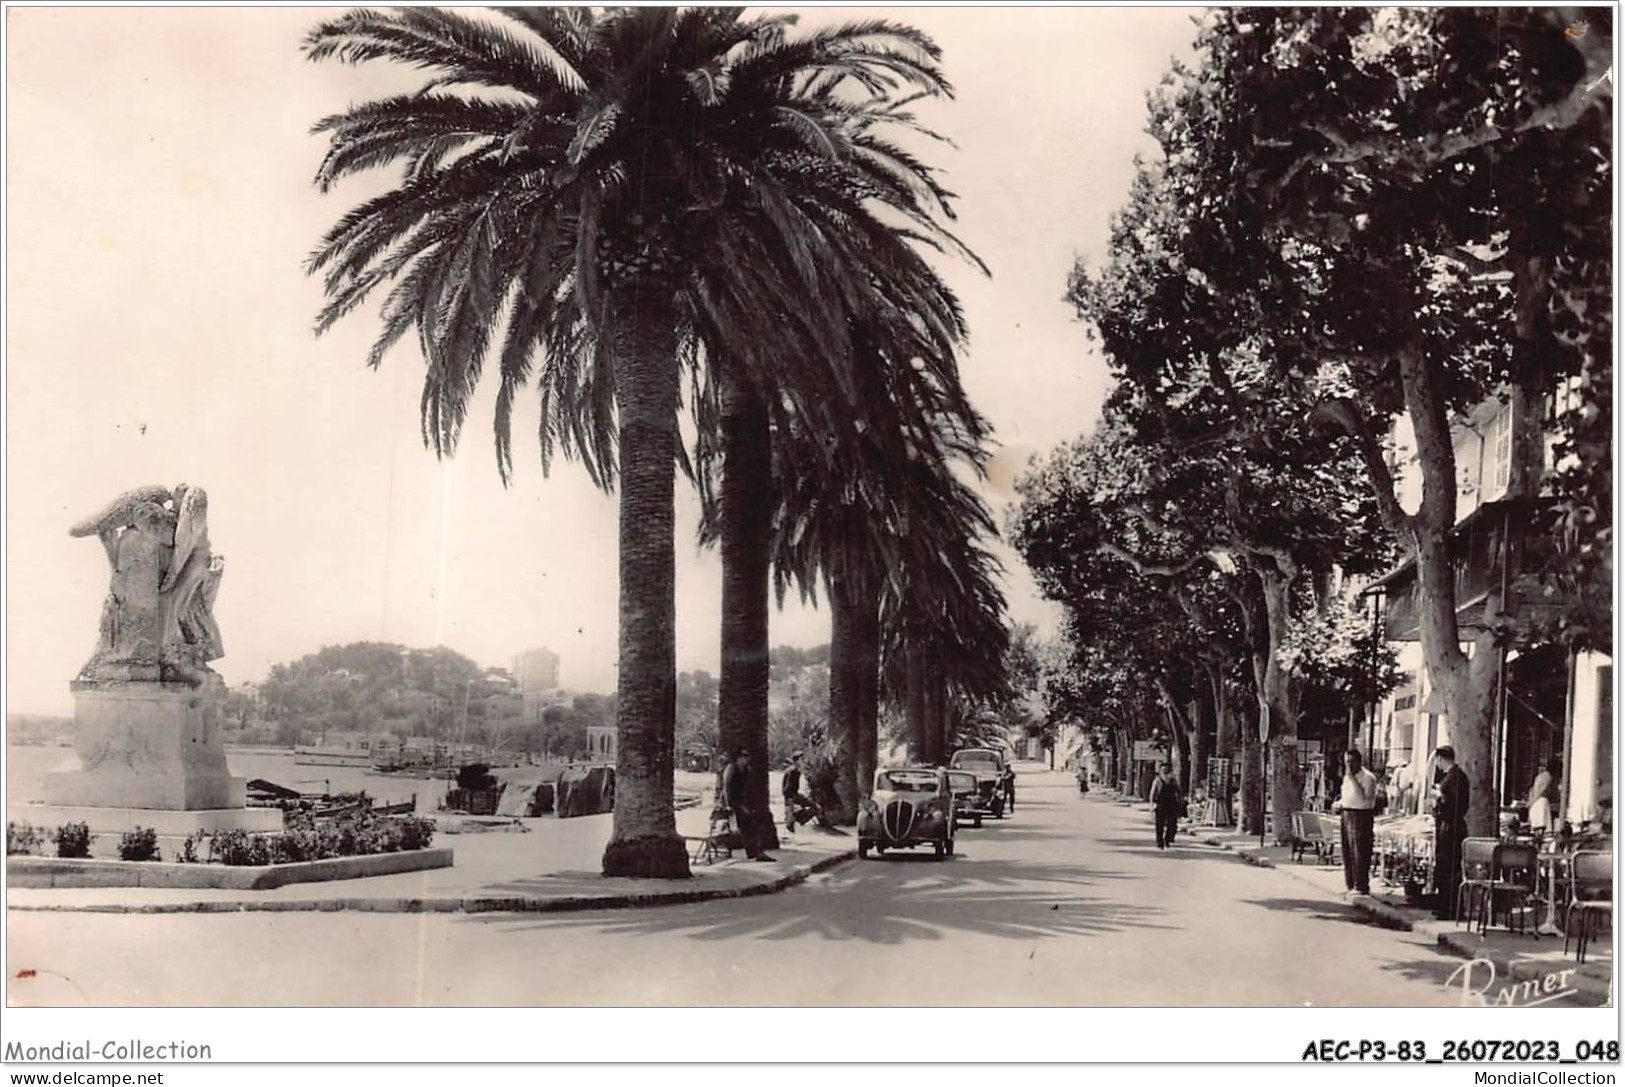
(1334, 748, 1379, 895)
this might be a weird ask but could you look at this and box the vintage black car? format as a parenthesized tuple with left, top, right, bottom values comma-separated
(946, 769, 984, 828)
(950, 748, 1007, 819)
(858, 766, 955, 859)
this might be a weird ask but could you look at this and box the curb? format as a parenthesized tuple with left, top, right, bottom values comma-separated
(1195, 832, 1612, 1005)
(6, 849, 857, 916)
(8, 848, 455, 891)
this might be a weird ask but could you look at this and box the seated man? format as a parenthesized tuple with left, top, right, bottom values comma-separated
(781, 751, 821, 832)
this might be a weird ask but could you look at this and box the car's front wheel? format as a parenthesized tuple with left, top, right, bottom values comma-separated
(974, 815, 983, 828)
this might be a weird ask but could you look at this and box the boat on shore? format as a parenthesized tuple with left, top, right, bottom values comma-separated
(246, 778, 417, 818)
(293, 745, 375, 767)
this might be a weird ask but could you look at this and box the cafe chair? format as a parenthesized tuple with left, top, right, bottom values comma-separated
(1484, 841, 1539, 938)
(1565, 851, 1613, 964)
(690, 806, 737, 865)
(1455, 837, 1500, 931)
(1291, 811, 1335, 865)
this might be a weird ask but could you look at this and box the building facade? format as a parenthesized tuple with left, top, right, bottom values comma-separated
(1364, 385, 1612, 833)
(511, 648, 563, 725)
(585, 724, 617, 764)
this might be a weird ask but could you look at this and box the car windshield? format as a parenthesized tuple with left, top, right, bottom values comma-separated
(947, 773, 977, 793)
(952, 751, 1000, 769)
(877, 771, 939, 793)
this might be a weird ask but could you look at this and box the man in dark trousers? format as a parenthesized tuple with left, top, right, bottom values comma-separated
(1149, 762, 1182, 849)
(722, 748, 775, 862)
(1432, 745, 1470, 919)
(1001, 764, 1017, 812)
(1336, 748, 1379, 895)
(781, 751, 819, 833)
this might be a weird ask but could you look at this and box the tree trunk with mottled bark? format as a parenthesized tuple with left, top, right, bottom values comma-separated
(1259, 568, 1304, 846)
(1190, 695, 1212, 794)
(1239, 737, 1266, 835)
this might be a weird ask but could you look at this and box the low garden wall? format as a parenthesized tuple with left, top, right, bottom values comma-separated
(8, 847, 454, 890)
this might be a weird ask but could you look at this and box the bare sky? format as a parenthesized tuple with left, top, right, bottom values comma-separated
(5, 7, 1199, 714)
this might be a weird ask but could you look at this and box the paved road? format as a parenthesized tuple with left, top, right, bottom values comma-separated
(8, 769, 1479, 1006)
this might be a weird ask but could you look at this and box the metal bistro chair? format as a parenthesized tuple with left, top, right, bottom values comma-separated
(1455, 837, 1500, 932)
(1291, 811, 1335, 866)
(1565, 851, 1613, 964)
(1483, 841, 1540, 938)
(691, 805, 737, 865)
(1315, 813, 1342, 866)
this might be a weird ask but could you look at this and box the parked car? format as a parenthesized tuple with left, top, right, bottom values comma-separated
(950, 748, 1007, 819)
(858, 766, 956, 859)
(946, 769, 984, 828)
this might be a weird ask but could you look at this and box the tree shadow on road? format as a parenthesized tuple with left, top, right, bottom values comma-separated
(1242, 896, 1382, 926)
(470, 856, 1168, 946)
(1089, 837, 1238, 862)
(956, 827, 1078, 845)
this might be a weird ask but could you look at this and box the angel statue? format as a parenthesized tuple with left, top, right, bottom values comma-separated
(70, 483, 225, 687)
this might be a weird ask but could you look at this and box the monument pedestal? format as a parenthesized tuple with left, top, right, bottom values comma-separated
(33, 681, 276, 833)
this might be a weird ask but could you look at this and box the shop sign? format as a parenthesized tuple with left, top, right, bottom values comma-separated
(1133, 740, 1166, 761)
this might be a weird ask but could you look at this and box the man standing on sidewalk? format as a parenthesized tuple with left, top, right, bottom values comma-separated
(723, 749, 775, 862)
(1432, 745, 1470, 920)
(1336, 749, 1378, 895)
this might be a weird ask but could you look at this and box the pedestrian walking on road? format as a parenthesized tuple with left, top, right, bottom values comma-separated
(722, 748, 775, 862)
(1431, 745, 1470, 919)
(1335, 749, 1378, 895)
(1150, 763, 1181, 849)
(1000, 765, 1017, 812)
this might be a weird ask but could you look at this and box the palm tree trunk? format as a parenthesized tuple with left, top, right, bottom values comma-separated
(853, 569, 881, 801)
(905, 624, 927, 761)
(716, 366, 778, 851)
(601, 285, 690, 880)
(826, 570, 861, 824)
(931, 651, 949, 764)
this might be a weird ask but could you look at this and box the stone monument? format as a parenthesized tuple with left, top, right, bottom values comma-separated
(32, 484, 278, 834)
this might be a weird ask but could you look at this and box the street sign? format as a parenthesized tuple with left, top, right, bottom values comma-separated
(1133, 740, 1166, 761)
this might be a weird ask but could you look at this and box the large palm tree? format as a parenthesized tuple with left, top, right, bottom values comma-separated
(687, 83, 984, 840)
(768, 316, 994, 817)
(305, 7, 961, 877)
(883, 459, 1010, 764)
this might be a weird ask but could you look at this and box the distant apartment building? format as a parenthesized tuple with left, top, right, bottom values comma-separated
(512, 648, 561, 691)
(512, 647, 564, 725)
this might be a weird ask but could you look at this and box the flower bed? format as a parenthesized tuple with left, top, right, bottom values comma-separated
(7, 811, 436, 865)
(187, 811, 437, 866)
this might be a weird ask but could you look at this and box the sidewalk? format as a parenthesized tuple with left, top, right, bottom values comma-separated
(5, 805, 855, 915)
(1186, 818, 1613, 1006)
